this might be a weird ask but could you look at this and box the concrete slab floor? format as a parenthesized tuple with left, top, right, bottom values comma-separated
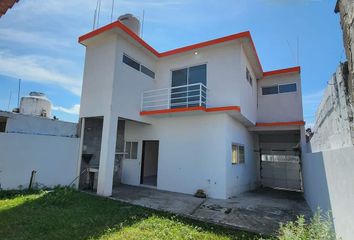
(111, 185, 312, 235)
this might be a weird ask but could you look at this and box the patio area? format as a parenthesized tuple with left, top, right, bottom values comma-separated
(111, 185, 311, 235)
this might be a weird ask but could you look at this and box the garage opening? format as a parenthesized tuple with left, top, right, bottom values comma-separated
(259, 131, 302, 191)
(140, 140, 159, 186)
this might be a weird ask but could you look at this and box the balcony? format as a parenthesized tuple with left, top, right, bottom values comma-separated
(141, 83, 208, 113)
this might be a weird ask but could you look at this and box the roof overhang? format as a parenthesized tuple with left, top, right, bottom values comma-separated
(79, 21, 300, 79)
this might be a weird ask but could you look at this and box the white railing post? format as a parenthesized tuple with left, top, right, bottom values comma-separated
(141, 83, 208, 112)
(167, 88, 171, 109)
(199, 83, 202, 107)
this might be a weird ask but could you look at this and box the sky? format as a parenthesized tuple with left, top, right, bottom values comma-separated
(0, 0, 344, 125)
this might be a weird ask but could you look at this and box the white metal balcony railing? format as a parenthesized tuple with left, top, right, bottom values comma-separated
(141, 83, 208, 112)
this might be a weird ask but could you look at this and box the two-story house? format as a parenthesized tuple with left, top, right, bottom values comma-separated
(76, 14, 305, 199)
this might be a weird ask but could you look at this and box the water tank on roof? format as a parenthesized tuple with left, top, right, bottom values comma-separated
(20, 92, 52, 118)
(118, 13, 140, 36)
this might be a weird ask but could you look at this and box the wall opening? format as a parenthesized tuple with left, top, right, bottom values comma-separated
(0, 117, 7, 132)
(140, 140, 159, 186)
(258, 131, 303, 191)
(79, 117, 103, 191)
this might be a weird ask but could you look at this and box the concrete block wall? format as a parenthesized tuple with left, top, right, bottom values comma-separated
(309, 63, 354, 152)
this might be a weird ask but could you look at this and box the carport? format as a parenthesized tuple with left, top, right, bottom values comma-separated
(249, 123, 305, 192)
(258, 131, 303, 191)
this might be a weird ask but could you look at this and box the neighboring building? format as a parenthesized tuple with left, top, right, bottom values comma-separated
(77, 14, 305, 198)
(0, 92, 79, 190)
(0, 92, 77, 137)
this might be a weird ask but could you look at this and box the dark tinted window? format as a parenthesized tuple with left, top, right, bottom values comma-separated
(279, 83, 297, 93)
(123, 54, 140, 71)
(262, 86, 278, 95)
(171, 68, 188, 108)
(141, 65, 155, 79)
(188, 64, 207, 85)
(246, 68, 252, 86)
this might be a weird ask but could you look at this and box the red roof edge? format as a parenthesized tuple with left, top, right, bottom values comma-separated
(78, 21, 302, 76)
(78, 21, 263, 71)
(78, 21, 160, 57)
(263, 66, 301, 77)
(159, 31, 249, 57)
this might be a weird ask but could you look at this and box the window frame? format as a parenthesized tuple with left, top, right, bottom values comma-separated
(141, 65, 155, 79)
(278, 83, 297, 94)
(170, 63, 207, 108)
(231, 143, 245, 165)
(261, 82, 297, 96)
(124, 141, 139, 160)
(122, 53, 155, 79)
(246, 67, 253, 86)
(123, 54, 140, 71)
(261, 85, 279, 95)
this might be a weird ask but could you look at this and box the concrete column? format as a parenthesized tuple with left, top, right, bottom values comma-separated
(97, 114, 118, 196)
(75, 117, 85, 189)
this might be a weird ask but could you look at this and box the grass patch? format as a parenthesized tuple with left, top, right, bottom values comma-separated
(0, 188, 264, 240)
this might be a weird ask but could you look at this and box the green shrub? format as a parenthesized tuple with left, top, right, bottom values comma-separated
(278, 209, 336, 240)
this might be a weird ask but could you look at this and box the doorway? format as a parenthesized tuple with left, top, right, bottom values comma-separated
(140, 141, 159, 186)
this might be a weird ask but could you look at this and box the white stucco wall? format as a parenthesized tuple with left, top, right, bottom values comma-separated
(257, 72, 303, 123)
(155, 42, 244, 111)
(0, 133, 80, 189)
(239, 45, 258, 123)
(112, 35, 156, 122)
(80, 34, 259, 124)
(123, 113, 229, 199)
(79, 35, 118, 118)
(224, 115, 259, 197)
(302, 146, 354, 240)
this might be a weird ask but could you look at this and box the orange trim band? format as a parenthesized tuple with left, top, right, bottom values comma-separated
(140, 105, 241, 116)
(256, 121, 305, 127)
(159, 32, 249, 57)
(205, 106, 241, 112)
(263, 66, 301, 77)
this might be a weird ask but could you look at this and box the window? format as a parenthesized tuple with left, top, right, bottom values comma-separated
(262, 83, 297, 96)
(262, 85, 278, 95)
(171, 64, 207, 108)
(141, 65, 155, 79)
(232, 144, 245, 165)
(279, 83, 297, 93)
(246, 67, 253, 86)
(125, 141, 138, 159)
(123, 54, 140, 71)
(123, 54, 156, 79)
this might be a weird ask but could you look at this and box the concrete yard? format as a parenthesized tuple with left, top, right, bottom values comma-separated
(111, 185, 311, 235)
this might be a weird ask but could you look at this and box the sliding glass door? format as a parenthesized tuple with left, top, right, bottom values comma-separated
(171, 64, 206, 108)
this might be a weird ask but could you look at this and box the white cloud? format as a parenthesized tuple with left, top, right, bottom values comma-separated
(0, 28, 71, 49)
(53, 104, 80, 115)
(0, 51, 82, 96)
